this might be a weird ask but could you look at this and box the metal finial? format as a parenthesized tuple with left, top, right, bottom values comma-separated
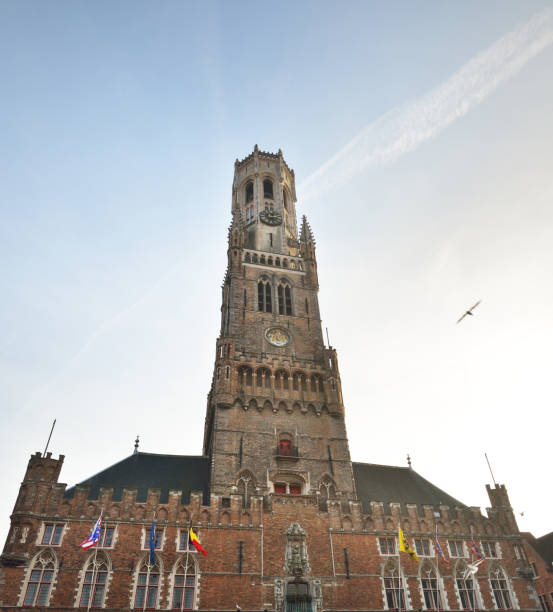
(134, 435, 139, 454)
(407, 454, 412, 468)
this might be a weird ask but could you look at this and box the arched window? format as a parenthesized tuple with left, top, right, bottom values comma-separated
(238, 366, 253, 387)
(22, 550, 57, 606)
(258, 278, 272, 313)
(171, 557, 197, 610)
(134, 557, 161, 609)
(260, 255, 266, 264)
(244, 252, 251, 262)
(490, 566, 514, 609)
(319, 477, 337, 511)
(382, 560, 406, 610)
(455, 562, 479, 610)
(245, 181, 254, 203)
(275, 257, 281, 267)
(79, 552, 110, 608)
(268, 256, 273, 266)
(278, 436, 293, 456)
(420, 562, 442, 610)
(263, 179, 273, 199)
(237, 472, 255, 508)
(300, 374, 307, 392)
(256, 368, 271, 388)
(283, 190, 289, 210)
(278, 281, 292, 315)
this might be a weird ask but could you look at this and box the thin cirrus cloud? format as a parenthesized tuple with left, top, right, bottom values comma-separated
(300, 7, 553, 201)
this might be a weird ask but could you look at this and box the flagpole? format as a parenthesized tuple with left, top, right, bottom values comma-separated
(180, 519, 192, 612)
(143, 510, 156, 612)
(87, 543, 99, 612)
(397, 521, 402, 612)
(434, 525, 440, 612)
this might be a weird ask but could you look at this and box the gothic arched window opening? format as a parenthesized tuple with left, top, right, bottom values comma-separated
(490, 566, 513, 609)
(171, 558, 197, 610)
(278, 281, 292, 315)
(383, 561, 406, 610)
(258, 278, 272, 313)
(263, 179, 273, 199)
(134, 558, 160, 609)
(238, 366, 252, 387)
(455, 563, 478, 610)
(22, 550, 57, 607)
(245, 181, 254, 203)
(237, 472, 254, 508)
(79, 553, 110, 608)
(420, 563, 442, 611)
(256, 368, 271, 389)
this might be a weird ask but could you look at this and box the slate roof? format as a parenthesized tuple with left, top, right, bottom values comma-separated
(535, 531, 553, 565)
(64, 452, 210, 505)
(353, 462, 467, 515)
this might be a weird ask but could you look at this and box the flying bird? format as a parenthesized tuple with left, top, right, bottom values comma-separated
(457, 300, 481, 324)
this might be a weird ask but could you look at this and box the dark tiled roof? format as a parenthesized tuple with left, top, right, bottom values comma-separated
(353, 462, 467, 515)
(535, 531, 553, 565)
(64, 452, 210, 505)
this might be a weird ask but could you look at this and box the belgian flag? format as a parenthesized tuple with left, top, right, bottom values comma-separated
(189, 527, 207, 556)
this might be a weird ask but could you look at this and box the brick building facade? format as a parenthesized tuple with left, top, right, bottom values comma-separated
(0, 147, 545, 611)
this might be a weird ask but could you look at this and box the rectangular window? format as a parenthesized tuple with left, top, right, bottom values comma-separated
(274, 483, 286, 494)
(539, 595, 552, 612)
(134, 572, 159, 609)
(422, 578, 442, 610)
(144, 529, 163, 550)
(379, 537, 396, 555)
(289, 485, 301, 495)
(179, 531, 196, 551)
(41, 524, 64, 546)
(172, 575, 195, 610)
(99, 526, 114, 548)
(457, 579, 475, 610)
(414, 538, 431, 556)
(448, 540, 465, 557)
(491, 578, 512, 609)
(531, 562, 539, 578)
(481, 541, 498, 558)
(384, 576, 405, 610)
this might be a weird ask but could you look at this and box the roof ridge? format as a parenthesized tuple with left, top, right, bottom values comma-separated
(353, 461, 409, 471)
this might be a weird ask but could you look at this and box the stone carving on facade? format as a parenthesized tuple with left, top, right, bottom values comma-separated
(284, 522, 310, 577)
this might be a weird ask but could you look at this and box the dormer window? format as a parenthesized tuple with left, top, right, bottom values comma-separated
(245, 181, 254, 203)
(263, 179, 273, 199)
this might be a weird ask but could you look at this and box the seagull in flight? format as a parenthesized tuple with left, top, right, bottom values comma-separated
(457, 300, 482, 324)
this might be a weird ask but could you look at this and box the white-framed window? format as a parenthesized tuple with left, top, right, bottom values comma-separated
(98, 525, 115, 548)
(414, 538, 432, 557)
(379, 537, 396, 555)
(382, 560, 407, 610)
(78, 552, 110, 608)
(513, 544, 527, 562)
(143, 527, 164, 551)
(21, 549, 58, 607)
(170, 557, 198, 610)
(448, 540, 466, 557)
(482, 540, 498, 558)
(40, 523, 64, 546)
(133, 557, 161, 609)
(455, 562, 481, 610)
(531, 562, 539, 578)
(490, 566, 514, 609)
(178, 529, 196, 552)
(420, 562, 443, 610)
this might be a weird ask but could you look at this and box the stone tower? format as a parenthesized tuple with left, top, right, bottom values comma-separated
(203, 145, 357, 506)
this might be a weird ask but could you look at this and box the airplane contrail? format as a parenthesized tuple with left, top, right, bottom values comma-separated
(300, 8, 553, 201)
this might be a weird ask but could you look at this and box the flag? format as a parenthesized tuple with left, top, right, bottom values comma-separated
(148, 520, 156, 565)
(463, 558, 484, 580)
(81, 512, 102, 549)
(189, 527, 207, 556)
(398, 526, 418, 562)
(435, 536, 450, 565)
(470, 535, 484, 560)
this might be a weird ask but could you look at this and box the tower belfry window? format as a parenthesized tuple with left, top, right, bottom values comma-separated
(258, 279, 272, 313)
(278, 281, 292, 315)
(263, 179, 273, 199)
(245, 181, 254, 203)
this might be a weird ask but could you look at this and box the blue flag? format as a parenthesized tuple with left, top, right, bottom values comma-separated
(148, 519, 156, 565)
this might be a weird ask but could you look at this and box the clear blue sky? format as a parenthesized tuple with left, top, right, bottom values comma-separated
(2, 1, 553, 545)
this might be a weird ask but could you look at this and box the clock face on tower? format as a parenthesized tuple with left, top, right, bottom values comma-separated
(265, 327, 291, 347)
(260, 209, 283, 226)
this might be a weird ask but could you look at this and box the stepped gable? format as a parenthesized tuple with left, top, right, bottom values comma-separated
(353, 461, 466, 514)
(63, 451, 210, 504)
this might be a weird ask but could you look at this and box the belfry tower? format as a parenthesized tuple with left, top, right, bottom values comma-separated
(203, 145, 357, 505)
